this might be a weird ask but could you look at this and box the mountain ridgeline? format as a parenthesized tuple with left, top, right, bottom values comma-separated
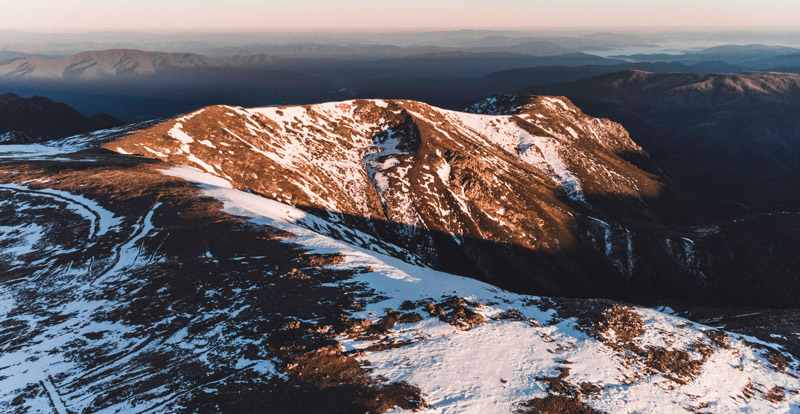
(107, 96, 800, 307)
(0, 47, 779, 121)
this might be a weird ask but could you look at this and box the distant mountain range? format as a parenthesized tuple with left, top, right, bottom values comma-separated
(614, 44, 800, 70)
(7, 44, 794, 83)
(3, 45, 799, 122)
(0, 48, 628, 81)
(0, 49, 642, 121)
(0, 30, 658, 58)
(0, 92, 122, 143)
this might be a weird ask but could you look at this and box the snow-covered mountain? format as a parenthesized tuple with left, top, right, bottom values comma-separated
(3, 93, 800, 412)
(107, 97, 662, 298)
(1, 128, 799, 412)
(106, 96, 800, 307)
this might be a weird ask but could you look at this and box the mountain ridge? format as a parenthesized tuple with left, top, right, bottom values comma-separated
(1, 93, 799, 413)
(0, 48, 629, 80)
(104, 96, 800, 307)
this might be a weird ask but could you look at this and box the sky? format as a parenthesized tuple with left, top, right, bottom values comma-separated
(1, 0, 799, 31)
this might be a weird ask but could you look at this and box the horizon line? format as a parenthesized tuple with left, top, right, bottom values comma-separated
(3, 26, 800, 34)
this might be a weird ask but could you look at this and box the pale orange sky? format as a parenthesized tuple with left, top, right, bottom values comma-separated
(1, 0, 799, 30)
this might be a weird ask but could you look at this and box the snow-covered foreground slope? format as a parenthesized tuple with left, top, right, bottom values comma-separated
(0, 121, 159, 160)
(0, 141, 798, 413)
(165, 166, 800, 413)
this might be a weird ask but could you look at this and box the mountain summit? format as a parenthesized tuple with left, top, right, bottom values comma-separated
(107, 96, 800, 307)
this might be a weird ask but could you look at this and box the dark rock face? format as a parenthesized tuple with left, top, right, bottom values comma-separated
(0, 92, 123, 142)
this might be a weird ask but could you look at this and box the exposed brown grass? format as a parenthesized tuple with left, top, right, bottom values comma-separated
(424, 296, 487, 330)
(287, 346, 426, 412)
(592, 305, 715, 384)
(594, 304, 645, 349)
(516, 367, 605, 413)
(765, 350, 791, 372)
(765, 385, 786, 403)
(515, 394, 605, 414)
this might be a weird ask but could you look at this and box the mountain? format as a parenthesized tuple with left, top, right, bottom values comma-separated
(352, 60, 745, 112)
(0, 49, 742, 122)
(613, 44, 800, 71)
(103, 97, 800, 308)
(106, 97, 655, 299)
(0, 51, 337, 122)
(0, 49, 214, 79)
(1, 102, 799, 413)
(526, 70, 800, 211)
(0, 92, 123, 143)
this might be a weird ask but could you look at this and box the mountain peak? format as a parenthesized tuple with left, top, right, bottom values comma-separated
(106, 97, 671, 301)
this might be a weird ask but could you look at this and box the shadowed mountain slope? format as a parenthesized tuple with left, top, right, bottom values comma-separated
(528, 70, 800, 211)
(0, 92, 123, 143)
